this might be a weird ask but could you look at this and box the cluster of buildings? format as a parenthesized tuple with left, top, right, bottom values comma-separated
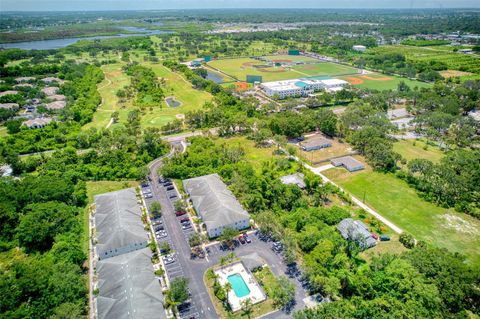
(93, 188, 166, 319)
(260, 78, 349, 99)
(0, 76, 67, 129)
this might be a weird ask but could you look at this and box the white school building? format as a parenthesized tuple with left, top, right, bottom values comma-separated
(260, 78, 348, 98)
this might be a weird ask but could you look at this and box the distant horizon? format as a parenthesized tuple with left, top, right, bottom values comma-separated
(3, 7, 480, 12)
(2, 0, 480, 12)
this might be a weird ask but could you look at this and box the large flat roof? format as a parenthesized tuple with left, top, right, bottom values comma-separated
(96, 248, 166, 319)
(94, 188, 147, 257)
(183, 173, 250, 230)
(301, 135, 332, 148)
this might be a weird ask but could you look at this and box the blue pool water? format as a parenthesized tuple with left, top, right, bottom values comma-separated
(227, 273, 251, 298)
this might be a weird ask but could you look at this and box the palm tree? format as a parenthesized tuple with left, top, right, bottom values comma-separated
(224, 282, 232, 307)
(241, 298, 254, 319)
(163, 290, 180, 314)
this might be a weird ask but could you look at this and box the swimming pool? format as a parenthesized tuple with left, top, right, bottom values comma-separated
(227, 273, 251, 298)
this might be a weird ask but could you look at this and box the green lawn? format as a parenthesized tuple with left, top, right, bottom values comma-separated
(393, 139, 444, 163)
(293, 62, 359, 77)
(82, 63, 133, 130)
(262, 54, 320, 63)
(83, 62, 212, 131)
(339, 73, 432, 91)
(323, 168, 480, 266)
(212, 136, 280, 168)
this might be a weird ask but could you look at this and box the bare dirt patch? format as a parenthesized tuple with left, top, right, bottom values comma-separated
(343, 76, 364, 85)
(440, 214, 479, 235)
(439, 70, 473, 78)
(360, 75, 393, 81)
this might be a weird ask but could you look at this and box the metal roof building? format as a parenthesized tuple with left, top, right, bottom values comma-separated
(300, 135, 332, 151)
(94, 188, 148, 260)
(183, 174, 250, 238)
(96, 248, 166, 319)
(331, 156, 364, 172)
(337, 218, 376, 249)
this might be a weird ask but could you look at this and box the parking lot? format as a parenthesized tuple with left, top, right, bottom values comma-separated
(142, 170, 310, 319)
(142, 179, 201, 319)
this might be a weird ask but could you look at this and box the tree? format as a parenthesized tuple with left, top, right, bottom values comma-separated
(150, 201, 161, 218)
(16, 201, 78, 252)
(241, 298, 254, 319)
(219, 227, 238, 249)
(169, 277, 190, 305)
(399, 232, 416, 249)
(224, 282, 232, 307)
(271, 276, 296, 309)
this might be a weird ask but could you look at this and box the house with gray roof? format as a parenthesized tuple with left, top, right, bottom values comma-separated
(331, 156, 364, 172)
(22, 117, 53, 129)
(94, 188, 148, 260)
(300, 135, 332, 151)
(280, 173, 306, 189)
(337, 218, 376, 249)
(96, 248, 166, 319)
(45, 100, 66, 110)
(183, 173, 250, 238)
(0, 90, 19, 97)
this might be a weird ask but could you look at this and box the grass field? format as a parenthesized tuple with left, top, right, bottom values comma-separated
(393, 139, 444, 163)
(261, 54, 320, 62)
(323, 168, 480, 266)
(208, 56, 430, 90)
(339, 73, 433, 90)
(212, 136, 280, 168)
(83, 62, 212, 131)
(368, 45, 480, 75)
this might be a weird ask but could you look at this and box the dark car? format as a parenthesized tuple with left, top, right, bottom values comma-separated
(175, 211, 187, 216)
(166, 186, 174, 191)
(180, 218, 190, 224)
(238, 235, 246, 244)
(154, 225, 165, 231)
(244, 233, 252, 243)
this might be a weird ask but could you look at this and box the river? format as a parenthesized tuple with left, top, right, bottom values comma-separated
(0, 26, 171, 50)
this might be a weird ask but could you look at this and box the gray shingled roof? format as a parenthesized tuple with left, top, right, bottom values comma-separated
(337, 218, 376, 249)
(96, 248, 166, 319)
(183, 174, 250, 230)
(94, 188, 147, 257)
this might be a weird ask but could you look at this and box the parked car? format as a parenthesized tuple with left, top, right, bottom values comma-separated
(144, 193, 153, 199)
(175, 211, 187, 216)
(163, 254, 175, 264)
(371, 233, 379, 240)
(238, 235, 246, 244)
(380, 235, 391, 241)
(152, 220, 163, 226)
(182, 223, 192, 230)
(244, 233, 251, 243)
(180, 217, 190, 223)
(156, 231, 167, 238)
(166, 186, 174, 191)
(155, 225, 164, 231)
(169, 194, 177, 199)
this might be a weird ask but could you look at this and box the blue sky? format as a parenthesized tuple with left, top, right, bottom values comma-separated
(1, 0, 479, 11)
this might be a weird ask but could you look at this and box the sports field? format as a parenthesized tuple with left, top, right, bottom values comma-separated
(207, 57, 360, 82)
(207, 56, 429, 90)
(339, 73, 432, 90)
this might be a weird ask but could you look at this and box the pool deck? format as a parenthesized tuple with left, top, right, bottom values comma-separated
(214, 262, 266, 312)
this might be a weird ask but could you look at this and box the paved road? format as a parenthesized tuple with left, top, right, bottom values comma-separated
(146, 140, 309, 319)
(149, 147, 217, 319)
